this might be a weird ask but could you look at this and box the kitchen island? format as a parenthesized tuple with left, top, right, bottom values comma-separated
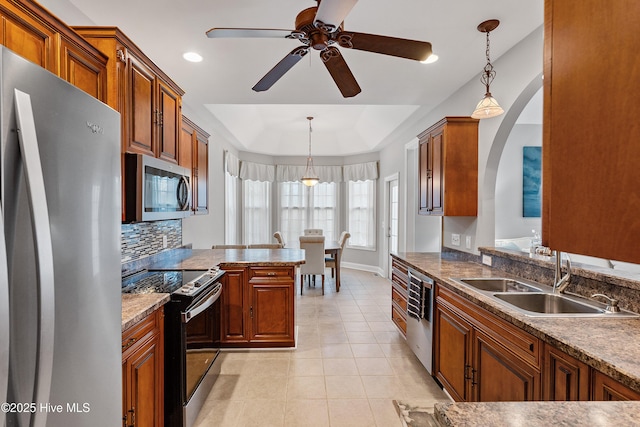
(392, 250, 640, 426)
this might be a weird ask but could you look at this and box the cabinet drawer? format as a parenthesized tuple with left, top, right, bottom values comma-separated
(122, 308, 162, 353)
(392, 287, 408, 312)
(392, 305, 407, 335)
(249, 267, 294, 280)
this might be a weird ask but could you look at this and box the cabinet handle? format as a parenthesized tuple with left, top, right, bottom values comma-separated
(471, 368, 478, 386)
(159, 111, 164, 126)
(122, 337, 137, 351)
(267, 272, 276, 276)
(250, 306, 253, 318)
(464, 364, 472, 381)
(128, 408, 135, 427)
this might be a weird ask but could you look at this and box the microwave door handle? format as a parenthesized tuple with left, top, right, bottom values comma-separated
(182, 285, 222, 324)
(0, 205, 10, 427)
(14, 89, 56, 427)
(178, 175, 191, 211)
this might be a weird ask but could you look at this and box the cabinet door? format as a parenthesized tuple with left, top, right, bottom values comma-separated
(592, 371, 640, 401)
(220, 269, 248, 343)
(418, 139, 430, 214)
(249, 278, 294, 345)
(194, 135, 208, 214)
(429, 130, 444, 215)
(434, 303, 472, 401)
(473, 329, 540, 402)
(127, 54, 155, 156)
(0, 8, 56, 72)
(543, 345, 590, 401)
(124, 335, 164, 427)
(157, 80, 180, 164)
(59, 38, 107, 102)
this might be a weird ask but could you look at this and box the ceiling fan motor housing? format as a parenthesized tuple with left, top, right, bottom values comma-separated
(296, 6, 342, 50)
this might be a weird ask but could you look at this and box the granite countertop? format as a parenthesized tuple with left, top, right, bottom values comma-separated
(122, 293, 170, 331)
(434, 401, 640, 427)
(146, 248, 306, 270)
(392, 251, 640, 426)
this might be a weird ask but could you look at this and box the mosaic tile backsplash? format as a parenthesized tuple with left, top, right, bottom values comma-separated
(121, 219, 182, 263)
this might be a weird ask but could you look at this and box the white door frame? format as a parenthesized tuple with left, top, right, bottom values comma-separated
(383, 172, 400, 279)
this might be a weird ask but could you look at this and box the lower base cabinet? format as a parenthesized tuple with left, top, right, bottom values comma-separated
(122, 307, 164, 427)
(220, 266, 295, 347)
(592, 370, 640, 401)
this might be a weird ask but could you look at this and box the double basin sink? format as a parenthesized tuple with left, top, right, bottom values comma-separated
(451, 277, 637, 317)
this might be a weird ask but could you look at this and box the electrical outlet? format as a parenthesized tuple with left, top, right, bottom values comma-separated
(466, 236, 472, 249)
(482, 254, 492, 266)
(451, 233, 461, 246)
(162, 235, 168, 248)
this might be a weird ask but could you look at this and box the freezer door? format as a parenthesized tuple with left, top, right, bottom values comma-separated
(1, 47, 122, 427)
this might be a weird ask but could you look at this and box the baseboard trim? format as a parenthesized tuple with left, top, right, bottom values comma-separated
(341, 262, 384, 277)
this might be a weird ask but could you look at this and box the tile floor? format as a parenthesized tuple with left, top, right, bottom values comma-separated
(193, 268, 450, 427)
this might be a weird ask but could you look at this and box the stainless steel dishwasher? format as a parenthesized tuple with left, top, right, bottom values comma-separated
(406, 269, 434, 374)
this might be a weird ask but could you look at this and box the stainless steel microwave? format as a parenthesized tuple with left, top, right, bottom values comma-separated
(124, 153, 191, 222)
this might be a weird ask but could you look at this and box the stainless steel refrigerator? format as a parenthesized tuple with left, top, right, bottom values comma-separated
(0, 47, 121, 427)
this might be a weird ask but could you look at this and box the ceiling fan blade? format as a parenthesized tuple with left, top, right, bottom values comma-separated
(336, 31, 432, 61)
(314, 0, 359, 33)
(252, 46, 310, 92)
(206, 27, 297, 39)
(320, 47, 361, 98)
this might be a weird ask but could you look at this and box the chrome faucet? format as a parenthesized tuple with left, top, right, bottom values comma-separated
(553, 251, 572, 294)
(591, 294, 621, 313)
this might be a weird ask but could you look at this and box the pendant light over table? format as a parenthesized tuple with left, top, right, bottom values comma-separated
(301, 116, 319, 187)
(471, 19, 504, 119)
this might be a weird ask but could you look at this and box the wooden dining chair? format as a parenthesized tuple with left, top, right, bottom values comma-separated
(326, 231, 350, 278)
(303, 228, 323, 236)
(273, 231, 286, 248)
(299, 235, 326, 295)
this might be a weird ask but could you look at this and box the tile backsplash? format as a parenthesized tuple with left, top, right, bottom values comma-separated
(121, 219, 182, 263)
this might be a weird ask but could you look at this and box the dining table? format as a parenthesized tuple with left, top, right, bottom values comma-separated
(324, 240, 342, 292)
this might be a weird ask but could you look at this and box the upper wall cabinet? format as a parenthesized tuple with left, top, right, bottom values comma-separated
(418, 117, 479, 216)
(0, 0, 108, 101)
(542, 1, 640, 264)
(180, 116, 209, 215)
(72, 27, 184, 162)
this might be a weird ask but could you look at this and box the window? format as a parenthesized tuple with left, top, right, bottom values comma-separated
(224, 171, 239, 244)
(347, 180, 376, 250)
(279, 181, 338, 244)
(243, 180, 271, 244)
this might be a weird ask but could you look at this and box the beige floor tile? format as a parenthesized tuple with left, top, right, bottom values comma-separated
(360, 376, 402, 399)
(368, 321, 398, 332)
(343, 321, 371, 332)
(325, 375, 366, 398)
(368, 399, 404, 427)
(340, 312, 367, 322)
(327, 399, 375, 427)
(372, 330, 405, 344)
(321, 343, 353, 358)
(287, 375, 327, 399)
(207, 374, 249, 400)
(388, 356, 429, 377)
(355, 358, 394, 376)
(347, 330, 378, 344)
(284, 399, 330, 427)
(363, 312, 392, 322)
(319, 330, 349, 344)
(379, 342, 415, 358)
(396, 374, 449, 400)
(244, 375, 288, 400)
(288, 358, 324, 376)
(237, 399, 286, 427)
(350, 343, 384, 358)
(245, 359, 290, 376)
(322, 358, 359, 376)
(193, 399, 244, 427)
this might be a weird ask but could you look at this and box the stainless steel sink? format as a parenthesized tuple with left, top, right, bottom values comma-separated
(454, 277, 541, 293)
(493, 293, 604, 314)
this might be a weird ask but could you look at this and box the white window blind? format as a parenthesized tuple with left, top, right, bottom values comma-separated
(347, 180, 376, 250)
(243, 180, 271, 244)
(278, 181, 338, 245)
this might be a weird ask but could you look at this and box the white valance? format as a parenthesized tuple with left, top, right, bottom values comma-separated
(240, 161, 275, 182)
(276, 165, 343, 183)
(343, 161, 378, 181)
(225, 150, 240, 177)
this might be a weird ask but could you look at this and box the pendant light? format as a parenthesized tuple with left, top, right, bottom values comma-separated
(301, 116, 319, 187)
(471, 19, 504, 119)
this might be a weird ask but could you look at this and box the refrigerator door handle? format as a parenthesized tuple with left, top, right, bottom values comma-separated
(0, 206, 9, 427)
(14, 89, 56, 427)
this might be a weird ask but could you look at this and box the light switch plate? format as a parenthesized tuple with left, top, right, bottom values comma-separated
(466, 236, 472, 249)
(482, 254, 492, 266)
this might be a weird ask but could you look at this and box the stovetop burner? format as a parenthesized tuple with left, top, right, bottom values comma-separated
(122, 268, 225, 301)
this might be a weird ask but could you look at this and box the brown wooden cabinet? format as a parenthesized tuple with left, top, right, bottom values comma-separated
(390, 258, 409, 336)
(418, 117, 478, 216)
(434, 285, 541, 402)
(122, 307, 164, 427)
(592, 371, 640, 401)
(220, 266, 296, 347)
(72, 26, 184, 161)
(542, 0, 640, 263)
(0, 0, 108, 101)
(180, 116, 210, 215)
(543, 345, 590, 401)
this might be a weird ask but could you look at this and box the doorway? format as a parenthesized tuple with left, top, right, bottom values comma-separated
(384, 174, 399, 279)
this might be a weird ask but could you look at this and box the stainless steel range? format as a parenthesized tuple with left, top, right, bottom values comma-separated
(122, 268, 225, 427)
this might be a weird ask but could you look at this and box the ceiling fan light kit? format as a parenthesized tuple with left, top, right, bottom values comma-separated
(206, 0, 433, 98)
(301, 117, 319, 187)
(471, 19, 505, 119)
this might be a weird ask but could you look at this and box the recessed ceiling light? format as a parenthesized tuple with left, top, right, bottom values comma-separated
(183, 52, 203, 63)
(421, 53, 439, 64)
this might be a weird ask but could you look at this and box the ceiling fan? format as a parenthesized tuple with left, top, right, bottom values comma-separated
(205, 0, 433, 98)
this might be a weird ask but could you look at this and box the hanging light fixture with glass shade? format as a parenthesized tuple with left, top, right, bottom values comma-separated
(301, 116, 319, 187)
(471, 19, 504, 119)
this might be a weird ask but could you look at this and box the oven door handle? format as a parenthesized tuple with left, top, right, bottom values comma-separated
(182, 284, 222, 324)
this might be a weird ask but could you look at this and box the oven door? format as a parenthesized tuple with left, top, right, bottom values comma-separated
(181, 282, 222, 427)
